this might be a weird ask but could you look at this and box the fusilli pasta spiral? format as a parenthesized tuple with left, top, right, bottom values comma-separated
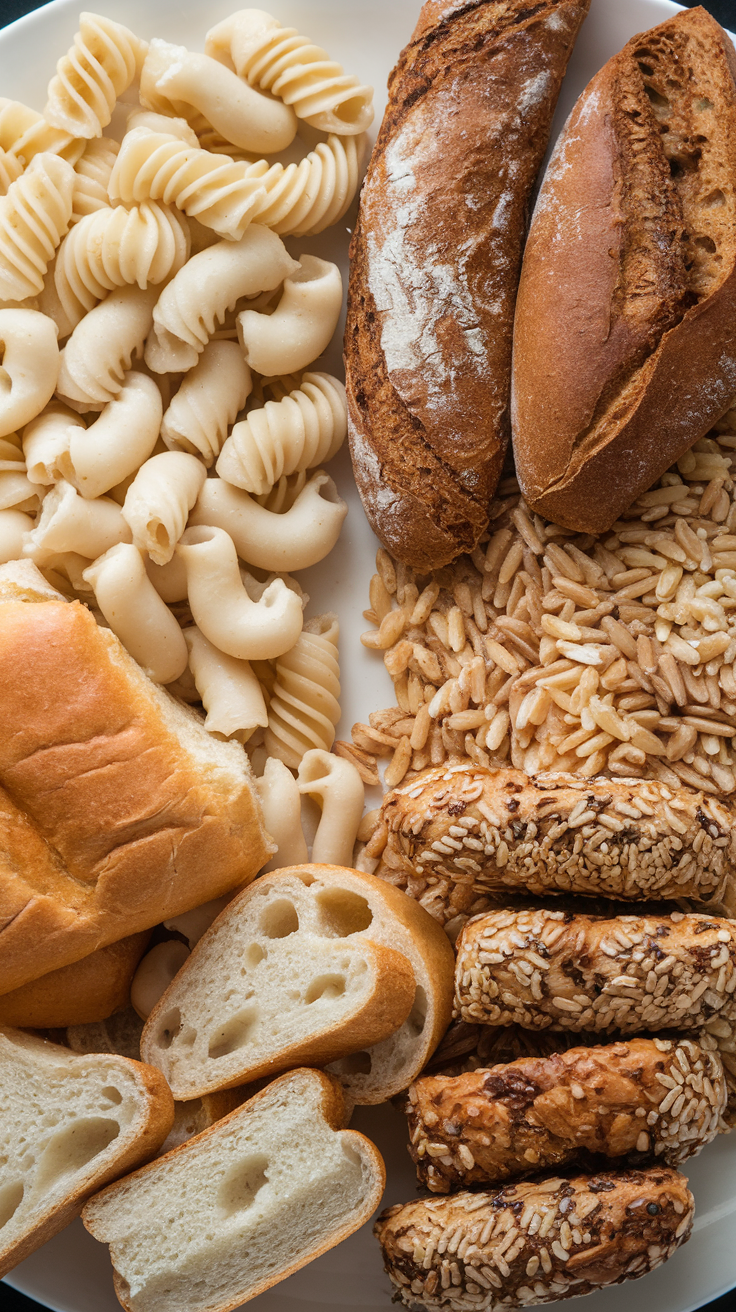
(70, 136, 120, 222)
(160, 340, 252, 465)
(248, 133, 364, 236)
(0, 97, 82, 167)
(0, 431, 38, 512)
(56, 284, 158, 409)
(216, 371, 346, 495)
(54, 201, 189, 326)
(44, 12, 148, 139)
(205, 11, 373, 136)
(0, 152, 74, 301)
(0, 149, 22, 196)
(264, 613, 341, 768)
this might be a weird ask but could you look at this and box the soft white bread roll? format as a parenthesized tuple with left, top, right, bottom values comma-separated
(0, 1026, 174, 1278)
(142, 864, 455, 1104)
(0, 560, 273, 995)
(0, 931, 151, 1028)
(82, 1067, 385, 1312)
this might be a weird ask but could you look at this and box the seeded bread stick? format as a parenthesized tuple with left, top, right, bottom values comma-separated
(455, 909, 736, 1034)
(375, 1167, 693, 1310)
(377, 764, 733, 927)
(407, 1036, 725, 1193)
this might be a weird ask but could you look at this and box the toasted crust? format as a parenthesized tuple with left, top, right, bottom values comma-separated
(0, 932, 150, 1028)
(345, 0, 590, 570)
(512, 6, 736, 532)
(376, 765, 734, 926)
(407, 1036, 725, 1192)
(375, 1168, 694, 1308)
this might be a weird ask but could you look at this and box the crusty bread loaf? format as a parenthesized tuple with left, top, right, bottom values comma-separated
(376, 764, 734, 925)
(344, 0, 590, 571)
(0, 933, 150, 1029)
(375, 1168, 694, 1309)
(0, 1026, 173, 1277)
(407, 1036, 725, 1192)
(0, 561, 273, 995)
(140, 864, 454, 1103)
(82, 1067, 385, 1312)
(512, 6, 736, 532)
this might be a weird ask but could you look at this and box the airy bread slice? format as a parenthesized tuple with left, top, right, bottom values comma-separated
(82, 1067, 385, 1312)
(0, 561, 273, 995)
(0, 1026, 174, 1277)
(141, 865, 454, 1102)
(0, 932, 151, 1028)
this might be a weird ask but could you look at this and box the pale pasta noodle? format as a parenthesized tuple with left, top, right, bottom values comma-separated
(145, 552, 188, 604)
(108, 124, 268, 242)
(264, 613, 340, 768)
(0, 309, 60, 437)
(0, 153, 75, 301)
(130, 941, 190, 1021)
(36, 257, 74, 340)
(54, 200, 190, 324)
(83, 542, 189, 684)
(163, 895, 233, 949)
(184, 624, 268, 742)
(144, 226, 297, 373)
(70, 136, 120, 223)
(0, 149, 22, 196)
(140, 38, 297, 155)
(0, 508, 34, 563)
(122, 451, 206, 566)
(256, 756, 308, 872)
(216, 371, 346, 495)
(237, 255, 342, 376)
(60, 370, 162, 499)
(56, 284, 158, 409)
(24, 479, 131, 561)
(22, 402, 84, 484)
(160, 340, 252, 465)
(176, 524, 304, 660)
(0, 433, 38, 512)
(297, 749, 365, 867)
(44, 12, 148, 139)
(0, 97, 82, 167)
(191, 470, 347, 571)
(248, 134, 364, 236)
(206, 10, 374, 136)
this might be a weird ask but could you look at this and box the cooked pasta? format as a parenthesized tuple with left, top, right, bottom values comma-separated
(0, 508, 34, 562)
(160, 340, 251, 465)
(140, 37, 297, 155)
(184, 624, 268, 742)
(44, 12, 148, 139)
(54, 200, 189, 325)
(0, 97, 82, 167)
(24, 478, 131, 560)
(0, 309, 59, 437)
(0, 433, 38, 512)
(83, 542, 189, 685)
(191, 470, 347, 571)
(0, 153, 75, 301)
(297, 749, 364, 867)
(256, 756, 309, 871)
(176, 524, 304, 660)
(122, 451, 206, 566)
(60, 370, 162, 499)
(22, 402, 84, 484)
(56, 284, 158, 409)
(108, 124, 268, 241)
(145, 551, 188, 604)
(70, 136, 120, 223)
(249, 133, 364, 236)
(264, 613, 341, 768)
(144, 226, 297, 373)
(237, 254, 342, 376)
(0, 148, 22, 196)
(216, 371, 346, 495)
(205, 11, 373, 136)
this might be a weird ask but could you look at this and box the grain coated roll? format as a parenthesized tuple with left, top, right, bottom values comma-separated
(375, 1168, 694, 1309)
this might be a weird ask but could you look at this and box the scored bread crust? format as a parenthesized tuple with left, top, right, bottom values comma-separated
(82, 1068, 386, 1312)
(0, 565, 272, 995)
(0, 932, 151, 1029)
(512, 6, 736, 532)
(344, 0, 591, 571)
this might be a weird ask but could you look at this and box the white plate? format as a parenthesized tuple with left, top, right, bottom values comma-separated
(3, 0, 736, 1309)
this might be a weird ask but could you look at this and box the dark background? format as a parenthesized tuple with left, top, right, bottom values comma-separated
(1, 0, 736, 1309)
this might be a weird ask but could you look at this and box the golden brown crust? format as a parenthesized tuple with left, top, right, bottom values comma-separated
(345, 0, 591, 570)
(0, 932, 150, 1028)
(375, 1167, 694, 1308)
(512, 6, 736, 533)
(407, 1036, 724, 1191)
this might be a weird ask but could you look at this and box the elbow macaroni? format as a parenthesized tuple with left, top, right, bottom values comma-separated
(25, 478, 131, 560)
(184, 624, 268, 742)
(160, 340, 252, 466)
(0, 309, 60, 438)
(0, 153, 75, 301)
(256, 756, 309, 872)
(56, 284, 158, 409)
(264, 613, 341, 769)
(61, 370, 162, 499)
(122, 451, 206, 565)
(22, 402, 84, 484)
(192, 470, 347, 571)
(83, 542, 189, 684)
(237, 255, 342, 376)
(297, 749, 365, 867)
(44, 12, 148, 139)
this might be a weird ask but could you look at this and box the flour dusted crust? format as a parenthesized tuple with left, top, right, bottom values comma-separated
(345, 0, 591, 571)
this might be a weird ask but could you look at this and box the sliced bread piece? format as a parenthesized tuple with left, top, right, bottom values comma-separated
(82, 1067, 385, 1312)
(0, 1026, 174, 1277)
(140, 864, 454, 1102)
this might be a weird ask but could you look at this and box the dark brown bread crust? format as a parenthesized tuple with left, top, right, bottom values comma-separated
(345, 0, 591, 571)
(512, 7, 736, 532)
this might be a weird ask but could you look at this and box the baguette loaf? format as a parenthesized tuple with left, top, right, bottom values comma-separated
(0, 561, 273, 995)
(512, 6, 736, 532)
(0, 1026, 173, 1277)
(344, 0, 590, 571)
(82, 1067, 385, 1312)
(0, 931, 150, 1028)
